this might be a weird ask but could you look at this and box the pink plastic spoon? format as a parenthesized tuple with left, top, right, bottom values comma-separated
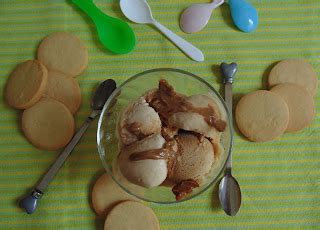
(180, 0, 224, 33)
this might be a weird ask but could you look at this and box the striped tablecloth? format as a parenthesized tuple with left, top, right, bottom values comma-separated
(0, 0, 319, 229)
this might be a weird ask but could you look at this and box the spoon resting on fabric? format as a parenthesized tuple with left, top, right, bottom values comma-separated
(180, 0, 258, 33)
(218, 62, 241, 216)
(120, 0, 204, 62)
(19, 79, 117, 214)
(72, 0, 136, 54)
(228, 0, 258, 33)
(180, 0, 224, 34)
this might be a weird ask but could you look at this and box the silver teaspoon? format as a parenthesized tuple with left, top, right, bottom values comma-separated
(19, 79, 117, 214)
(218, 62, 241, 216)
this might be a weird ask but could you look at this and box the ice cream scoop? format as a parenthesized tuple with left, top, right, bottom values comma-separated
(118, 134, 168, 187)
(168, 94, 226, 140)
(119, 98, 161, 145)
(169, 133, 214, 184)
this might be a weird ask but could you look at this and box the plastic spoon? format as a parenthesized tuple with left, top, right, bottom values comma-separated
(72, 0, 135, 54)
(19, 79, 117, 214)
(180, 0, 224, 33)
(120, 0, 204, 62)
(228, 0, 258, 33)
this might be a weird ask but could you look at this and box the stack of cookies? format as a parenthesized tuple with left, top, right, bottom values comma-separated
(92, 173, 160, 230)
(5, 32, 88, 150)
(236, 59, 317, 142)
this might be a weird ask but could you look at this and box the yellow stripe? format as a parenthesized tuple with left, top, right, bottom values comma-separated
(0, 202, 89, 212)
(1, 48, 320, 65)
(184, 194, 320, 203)
(242, 182, 319, 189)
(2, 32, 320, 43)
(5, 37, 320, 52)
(158, 206, 320, 217)
(0, 215, 95, 225)
(161, 218, 320, 228)
(236, 147, 320, 153)
(1, 1, 320, 11)
(239, 170, 320, 177)
(246, 194, 320, 201)
(237, 158, 320, 166)
(0, 21, 320, 32)
(3, 12, 320, 22)
(0, 154, 99, 165)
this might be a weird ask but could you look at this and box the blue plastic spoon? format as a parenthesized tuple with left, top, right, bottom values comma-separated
(228, 0, 258, 33)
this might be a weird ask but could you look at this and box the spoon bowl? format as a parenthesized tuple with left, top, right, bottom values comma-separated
(219, 174, 241, 216)
(180, 0, 224, 34)
(120, 0, 204, 62)
(120, 0, 153, 24)
(72, 0, 135, 54)
(228, 0, 258, 33)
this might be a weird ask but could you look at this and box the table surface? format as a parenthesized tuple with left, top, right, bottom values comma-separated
(0, 0, 319, 229)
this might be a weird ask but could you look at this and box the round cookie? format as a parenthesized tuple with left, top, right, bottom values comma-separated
(22, 98, 74, 150)
(5, 60, 48, 109)
(270, 83, 315, 133)
(92, 173, 138, 217)
(37, 32, 88, 76)
(268, 59, 318, 97)
(104, 201, 160, 230)
(44, 70, 81, 114)
(235, 90, 289, 142)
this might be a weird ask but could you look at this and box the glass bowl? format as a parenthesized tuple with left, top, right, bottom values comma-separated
(97, 68, 233, 204)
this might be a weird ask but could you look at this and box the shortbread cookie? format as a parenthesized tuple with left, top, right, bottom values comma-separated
(5, 60, 48, 109)
(45, 70, 81, 114)
(92, 173, 138, 217)
(22, 98, 74, 150)
(235, 90, 289, 142)
(270, 83, 315, 133)
(104, 201, 160, 230)
(37, 32, 88, 76)
(268, 59, 318, 96)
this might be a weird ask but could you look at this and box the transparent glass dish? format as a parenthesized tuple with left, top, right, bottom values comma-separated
(97, 68, 233, 204)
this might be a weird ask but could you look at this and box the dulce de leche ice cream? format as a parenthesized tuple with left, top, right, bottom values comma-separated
(117, 80, 227, 200)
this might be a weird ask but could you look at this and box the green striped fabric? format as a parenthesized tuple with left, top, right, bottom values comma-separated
(0, 0, 319, 229)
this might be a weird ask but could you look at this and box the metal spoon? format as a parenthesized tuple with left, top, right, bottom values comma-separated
(218, 62, 241, 216)
(180, 0, 224, 34)
(120, 0, 204, 62)
(19, 79, 117, 214)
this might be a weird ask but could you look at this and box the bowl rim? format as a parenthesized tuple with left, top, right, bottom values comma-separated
(97, 68, 233, 204)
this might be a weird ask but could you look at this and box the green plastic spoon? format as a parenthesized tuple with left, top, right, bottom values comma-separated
(72, 0, 136, 54)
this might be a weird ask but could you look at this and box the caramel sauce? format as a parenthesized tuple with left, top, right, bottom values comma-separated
(129, 140, 176, 161)
(148, 80, 226, 131)
(172, 179, 199, 201)
(123, 122, 148, 141)
(124, 122, 141, 136)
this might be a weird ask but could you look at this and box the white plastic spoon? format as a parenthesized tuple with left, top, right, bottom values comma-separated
(180, 0, 224, 34)
(120, 0, 204, 62)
